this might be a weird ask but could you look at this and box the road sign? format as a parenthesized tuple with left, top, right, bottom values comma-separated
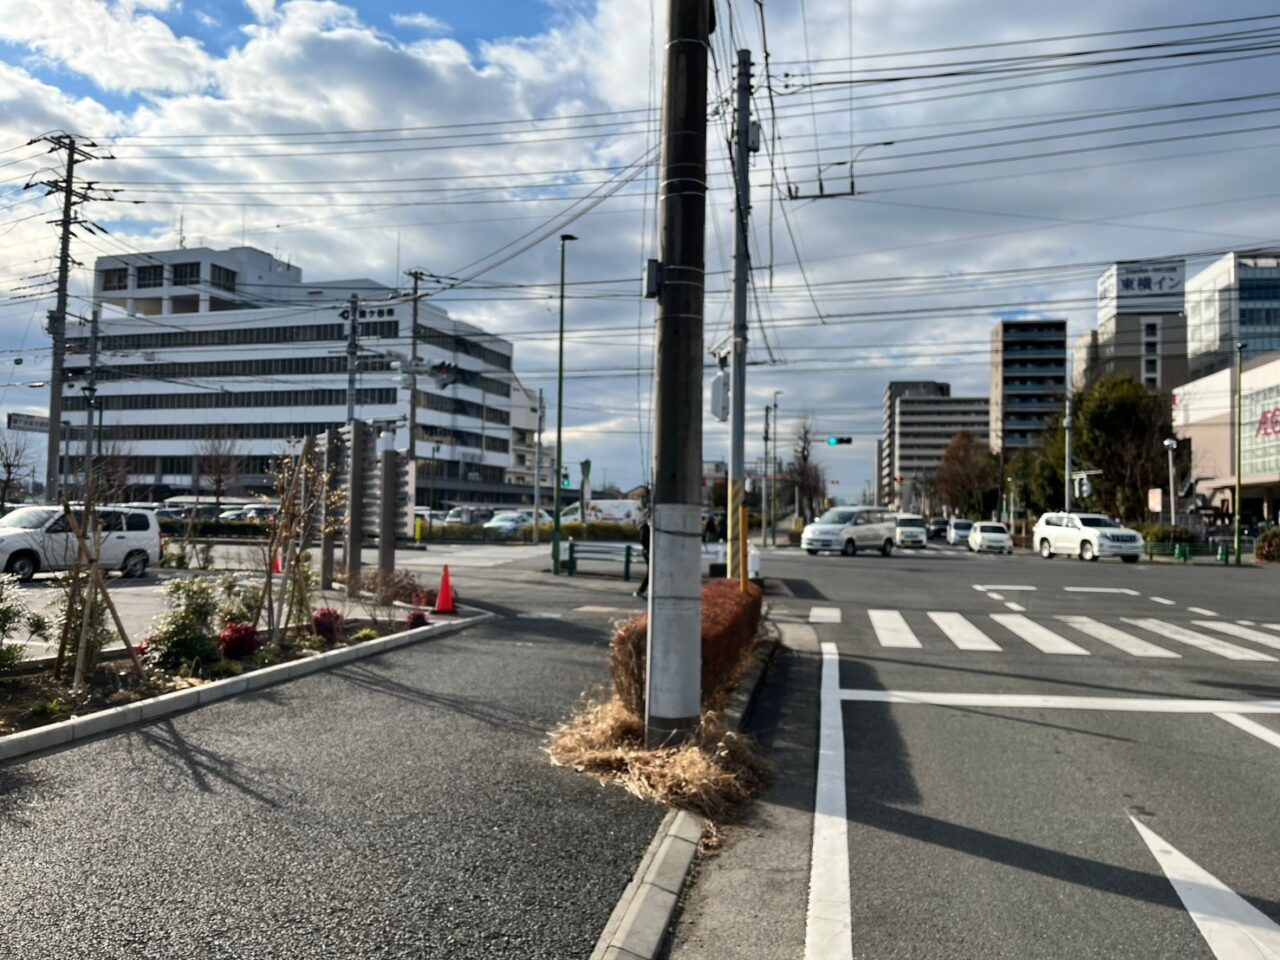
(7, 412, 49, 433)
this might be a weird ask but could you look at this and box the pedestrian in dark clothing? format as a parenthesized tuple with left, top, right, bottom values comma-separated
(634, 517, 651, 597)
(704, 515, 716, 543)
(716, 514, 728, 542)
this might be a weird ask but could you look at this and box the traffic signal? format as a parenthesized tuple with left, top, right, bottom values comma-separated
(826, 436, 853, 446)
(560, 469, 571, 489)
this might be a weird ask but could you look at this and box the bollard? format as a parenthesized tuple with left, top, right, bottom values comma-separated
(1218, 543, 1228, 564)
(1180, 543, 1191, 564)
(623, 544, 632, 582)
(567, 538, 576, 575)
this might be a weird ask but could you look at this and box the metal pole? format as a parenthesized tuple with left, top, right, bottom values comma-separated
(46, 140, 78, 501)
(771, 391, 780, 546)
(552, 234, 575, 574)
(1234, 340, 1245, 566)
(346, 294, 359, 424)
(727, 48, 752, 583)
(1167, 445, 1177, 528)
(1063, 385, 1073, 513)
(345, 421, 365, 596)
(533, 388, 543, 545)
(406, 270, 421, 469)
(759, 405, 769, 547)
(645, 0, 710, 747)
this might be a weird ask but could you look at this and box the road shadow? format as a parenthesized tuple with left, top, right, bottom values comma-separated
(0, 763, 44, 824)
(130, 719, 288, 808)
(778, 579, 827, 601)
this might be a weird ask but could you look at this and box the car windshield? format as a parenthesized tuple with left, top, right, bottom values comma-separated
(952, 521, 972, 530)
(979, 524, 1006, 533)
(0, 507, 56, 529)
(896, 518, 925, 528)
(817, 509, 857, 524)
(445, 509, 465, 521)
(1078, 516, 1121, 528)
(490, 513, 521, 523)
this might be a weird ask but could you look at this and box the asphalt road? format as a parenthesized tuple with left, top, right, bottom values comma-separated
(0, 578, 664, 959)
(672, 545, 1280, 960)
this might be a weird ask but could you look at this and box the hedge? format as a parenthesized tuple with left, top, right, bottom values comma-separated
(1257, 528, 1280, 563)
(610, 579, 764, 719)
(1136, 524, 1199, 544)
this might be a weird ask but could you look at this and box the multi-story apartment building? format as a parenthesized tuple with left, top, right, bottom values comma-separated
(892, 394, 990, 512)
(877, 381, 948, 506)
(989, 319, 1067, 455)
(70, 246, 533, 508)
(1186, 251, 1280, 377)
(1090, 260, 1188, 392)
(506, 382, 556, 498)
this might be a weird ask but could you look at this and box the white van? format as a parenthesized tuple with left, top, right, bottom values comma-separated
(801, 506, 896, 557)
(559, 499, 643, 526)
(0, 505, 160, 581)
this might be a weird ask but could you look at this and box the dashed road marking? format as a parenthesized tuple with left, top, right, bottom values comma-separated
(990, 613, 1090, 655)
(1194, 620, 1280, 651)
(973, 584, 1037, 591)
(1187, 606, 1218, 617)
(1004, 601, 1026, 612)
(1055, 616, 1180, 658)
(927, 612, 1002, 651)
(809, 606, 842, 624)
(868, 609, 922, 648)
(1150, 596, 1176, 605)
(1123, 619, 1277, 661)
(1237, 619, 1256, 626)
(987, 592, 1004, 601)
(1063, 586, 1140, 595)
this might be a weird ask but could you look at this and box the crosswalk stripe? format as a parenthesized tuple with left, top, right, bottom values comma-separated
(868, 609, 923, 648)
(1193, 620, 1280, 651)
(1055, 616, 1180, 658)
(928, 612, 1002, 651)
(1122, 619, 1278, 661)
(990, 613, 1090, 655)
(809, 606, 842, 624)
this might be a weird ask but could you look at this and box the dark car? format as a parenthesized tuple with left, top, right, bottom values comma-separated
(928, 518, 948, 540)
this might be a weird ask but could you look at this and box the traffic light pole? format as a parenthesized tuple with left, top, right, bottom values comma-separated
(552, 234, 575, 574)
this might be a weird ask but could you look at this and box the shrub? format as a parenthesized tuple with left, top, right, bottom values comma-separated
(218, 622, 261, 660)
(1137, 523, 1198, 544)
(151, 577, 220, 670)
(359, 569, 420, 604)
(611, 580, 764, 719)
(196, 542, 215, 570)
(312, 607, 345, 643)
(348, 627, 379, 644)
(218, 575, 263, 628)
(0, 573, 30, 677)
(1257, 528, 1280, 563)
(0, 642, 24, 676)
(405, 610, 429, 630)
(410, 587, 437, 608)
(50, 574, 113, 678)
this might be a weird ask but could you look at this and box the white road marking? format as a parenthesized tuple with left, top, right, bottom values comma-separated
(973, 584, 1037, 591)
(806, 642, 853, 960)
(573, 605, 636, 614)
(868, 609, 922, 648)
(1187, 606, 1219, 617)
(838, 690, 1280, 713)
(1150, 596, 1177, 605)
(1055, 616, 1180, 658)
(1238, 620, 1256, 626)
(516, 613, 563, 619)
(1195, 621, 1280, 652)
(1005, 601, 1026, 612)
(1216, 713, 1280, 752)
(1268, 624, 1280, 632)
(1063, 586, 1140, 595)
(1130, 816, 1280, 959)
(808, 606, 842, 624)
(1123, 619, 1278, 662)
(990, 613, 1090, 655)
(987, 592, 1004, 601)
(928, 612, 1003, 651)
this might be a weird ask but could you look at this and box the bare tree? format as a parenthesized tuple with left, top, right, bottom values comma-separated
(193, 430, 244, 510)
(93, 442, 135, 505)
(790, 418, 827, 523)
(0, 429, 30, 509)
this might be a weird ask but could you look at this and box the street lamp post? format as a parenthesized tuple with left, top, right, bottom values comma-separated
(770, 390, 781, 546)
(1234, 340, 1246, 566)
(816, 141, 895, 196)
(552, 233, 577, 575)
(1163, 438, 1178, 528)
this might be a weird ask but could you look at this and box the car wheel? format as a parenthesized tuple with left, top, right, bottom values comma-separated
(841, 540, 856, 557)
(121, 550, 149, 579)
(5, 552, 37, 582)
(1080, 541, 1095, 561)
(1039, 539, 1053, 559)
(806, 549, 818, 556)
(1121, 554, 1138, 564)
(881, 539, 893, 557)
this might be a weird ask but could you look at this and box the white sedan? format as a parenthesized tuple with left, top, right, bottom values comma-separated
(968, 522, 1013, 554)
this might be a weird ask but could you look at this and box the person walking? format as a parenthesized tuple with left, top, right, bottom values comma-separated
(634, 513, 651, 598)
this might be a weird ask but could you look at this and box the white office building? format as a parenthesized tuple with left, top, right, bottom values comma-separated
(892, 394, 990, 512)
(69, 246, 531, 507)
(1186, 251, 1280, 377)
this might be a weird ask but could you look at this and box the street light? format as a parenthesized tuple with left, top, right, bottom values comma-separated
(1234, 340, 1246, 566)
(1163, 438, 1178, 529)
(816, 140, 895, 195)
(770, 390, 781, 545)
(551, 233, 577, 575)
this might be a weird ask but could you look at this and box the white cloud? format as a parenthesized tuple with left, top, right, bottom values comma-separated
(391, 12, 451, 34)
(196, 10, 220, 28)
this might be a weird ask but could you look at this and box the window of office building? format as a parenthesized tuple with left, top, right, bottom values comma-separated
(210, 265, 236, 292)
(136, 265, 163, 288)
(173, 262, 200, 286)
(102, 268, 128, 291)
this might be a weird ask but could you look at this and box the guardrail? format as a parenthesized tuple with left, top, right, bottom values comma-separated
(1145, 539, 1255, 562)
(566, 540, 642, 580)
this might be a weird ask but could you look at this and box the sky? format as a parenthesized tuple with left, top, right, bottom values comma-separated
(3, 0, 1280, 497)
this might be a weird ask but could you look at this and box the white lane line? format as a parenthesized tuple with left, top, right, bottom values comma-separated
(1123, 619, 1278, 662)
(1150, 596, 1177, 605)
(1188, 606, 1218, 617)
(987, 592, 1004, 601)
(1130, 816, 1280, 959)
(805, 642, 853, 960)
(1268, 624, 1280, 632)
(868, 609, 922, 648)
(809, 606, 842, 624)
(928, 612, 1003, 651)
(990, 613, 1090, 655)
(1237, 620, 1256, 626)
(1005, 601, 1026, 612)
(1063, 587, 1140, 595)
(1194, 621, 1280, 651)
(973, 584, 1037, 591)
(1216, 713, 1280, 752)
(837, 690, 1280, 713)
(1055, 616, 1180, 658)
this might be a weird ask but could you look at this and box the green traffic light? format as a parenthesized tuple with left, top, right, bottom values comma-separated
(827, 436, 838, 446)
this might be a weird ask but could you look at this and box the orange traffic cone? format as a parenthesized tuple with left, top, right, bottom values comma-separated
(434, 564, 456, 614)
(272, 551, 282, 574)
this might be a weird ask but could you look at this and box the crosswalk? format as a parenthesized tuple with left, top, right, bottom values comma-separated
(809, 606, 1280, 662)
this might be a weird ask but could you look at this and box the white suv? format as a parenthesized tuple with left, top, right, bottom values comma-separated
(1032, 512, 1143, 563)
(801, 506, 896, 557)
(0, 506, 160, 581)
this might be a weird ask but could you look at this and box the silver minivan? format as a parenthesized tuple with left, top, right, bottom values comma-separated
(801, 506, 897, 557)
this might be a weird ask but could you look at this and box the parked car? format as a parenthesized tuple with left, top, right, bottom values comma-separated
(559, 499, 644, 525)
(482, 510, 553, 536)
(927, 518, 949, 540)
(893, 514, 928, 549)
(801, 506, 896, 557)
(445, 506, 496, 527)
(0, 505, 160, 581)
(1032, 512, 1143, 563)
(969, 522, 1013, 554)
(946, 518, 974, 545)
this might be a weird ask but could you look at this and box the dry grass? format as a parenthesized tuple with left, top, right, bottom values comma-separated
(547, 698, 772, 822)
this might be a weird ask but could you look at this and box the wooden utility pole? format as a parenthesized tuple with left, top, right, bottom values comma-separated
(645, 0, 712, 747)
(346, 293, 359, 424)
(727, 48, 752, 582)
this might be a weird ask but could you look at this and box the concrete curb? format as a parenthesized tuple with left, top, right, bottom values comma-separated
(589, 615, 781, 960)
(0, 606, 493, 765)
